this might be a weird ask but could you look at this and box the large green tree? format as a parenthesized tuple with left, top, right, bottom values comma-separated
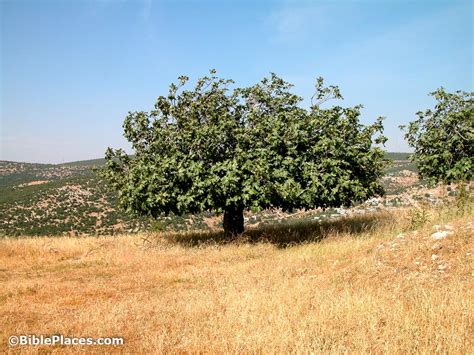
(402, 88, 473, 185)
(102, 71, 387, 236)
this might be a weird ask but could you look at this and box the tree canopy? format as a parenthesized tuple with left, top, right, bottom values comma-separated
(402, 88, 473, 185)
(102, 71, 387, 236)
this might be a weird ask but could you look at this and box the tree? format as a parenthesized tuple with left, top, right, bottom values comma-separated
(401, 88, 473, 185)
(102, 70, 387, 237)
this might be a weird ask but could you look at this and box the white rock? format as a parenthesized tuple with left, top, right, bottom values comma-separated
(431, 231, 453, 240)
(431, 254, 438, 261)
(431, 243, 442, 251)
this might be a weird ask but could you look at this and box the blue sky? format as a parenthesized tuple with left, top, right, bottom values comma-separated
(1, 0, 472, 163)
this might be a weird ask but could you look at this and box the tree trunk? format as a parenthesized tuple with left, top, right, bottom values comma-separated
(223, 205, 244, 237)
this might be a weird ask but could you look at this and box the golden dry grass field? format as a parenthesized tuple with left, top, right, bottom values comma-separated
(1, 205, 473, 352)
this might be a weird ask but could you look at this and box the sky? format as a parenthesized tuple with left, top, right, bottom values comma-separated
(1, 0, 472, 164)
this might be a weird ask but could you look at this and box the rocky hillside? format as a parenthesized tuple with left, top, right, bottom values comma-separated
(0, 153, 458, 237)
(0, 161, 148, 236)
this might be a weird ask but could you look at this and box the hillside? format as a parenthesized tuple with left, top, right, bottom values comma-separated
(59, 158, 107, 167)
(0, 202, 472, 352)
(0, 161, 147, 236)
(0, 153, 428, 236)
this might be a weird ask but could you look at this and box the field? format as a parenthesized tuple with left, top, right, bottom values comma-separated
(1, 201, 472, 352)
(1, 154, 472, 352)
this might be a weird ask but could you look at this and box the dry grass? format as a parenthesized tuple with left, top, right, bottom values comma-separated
(0, 206, 472, 352)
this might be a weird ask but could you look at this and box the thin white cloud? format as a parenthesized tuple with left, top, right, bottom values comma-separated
(266, 2, 332, 44)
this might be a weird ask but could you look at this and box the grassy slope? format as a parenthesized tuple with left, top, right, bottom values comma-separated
(0, 203, 472, 352)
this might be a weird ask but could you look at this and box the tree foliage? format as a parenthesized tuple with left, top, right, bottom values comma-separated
(102, 70, 387, 235)
(402, 88, 473, 185)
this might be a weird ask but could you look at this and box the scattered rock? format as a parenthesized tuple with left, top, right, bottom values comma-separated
(431, 242, 442, 251)
(431, 230, 453, 240)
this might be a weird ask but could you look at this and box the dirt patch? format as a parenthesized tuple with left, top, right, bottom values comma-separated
(203, 216, 221, 230)
(18, 180, 49, 188)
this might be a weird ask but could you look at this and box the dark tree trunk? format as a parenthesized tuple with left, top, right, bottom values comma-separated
(223, 205, 244, 237)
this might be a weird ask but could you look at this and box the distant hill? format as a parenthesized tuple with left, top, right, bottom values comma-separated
(0, 153, 421, 237)
(0, 160, 148, 236)
(59, 158, 107, 167)
(384, 152, 412, 161)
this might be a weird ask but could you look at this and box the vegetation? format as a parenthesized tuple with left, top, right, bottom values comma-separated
(384, 152, 412, 161)
(1, 200, 472, 352)
(1, 95, 471, 352)
(0, 161, 147, 236)
(402, 88, 473, 184)
(0, 156, 433, 237)
(102, 71, 387, 236)
(59, 158, 107, 167)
